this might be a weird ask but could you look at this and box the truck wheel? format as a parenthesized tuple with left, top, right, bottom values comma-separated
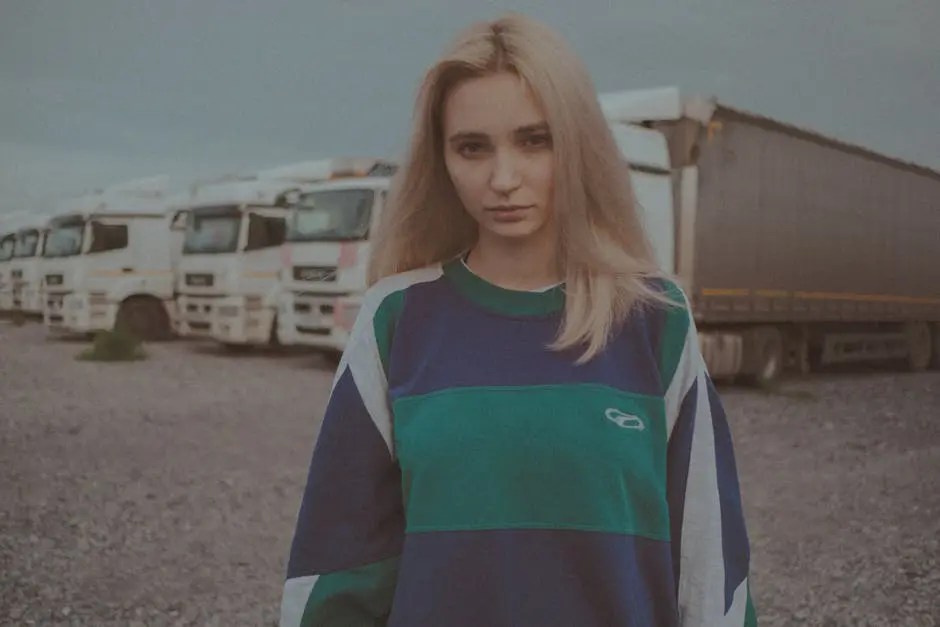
(930, 323, 940, 371)
(268, 315, 282, 350)
(905, 322, 932, 372)
(115, 297, 171, 342)
(743, 326, 784, 388)
(784, 327, 811, 376)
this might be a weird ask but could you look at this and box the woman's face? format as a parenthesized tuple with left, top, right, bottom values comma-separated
(442, 71, 556, 245)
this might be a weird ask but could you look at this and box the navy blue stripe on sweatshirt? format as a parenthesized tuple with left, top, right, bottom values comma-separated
(708, 374, 751, 612)
(666, 377, 698, 597)
(286, 367, 404, 578)
(387, 528, 679, 627)
(386, 277, 667, 400)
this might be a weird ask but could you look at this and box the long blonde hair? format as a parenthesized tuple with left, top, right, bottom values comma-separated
(367, 12, 680, 362)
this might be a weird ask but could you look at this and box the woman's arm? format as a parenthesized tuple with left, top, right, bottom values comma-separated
(280, 296, 404, 627)
(660, 283, 758, 627)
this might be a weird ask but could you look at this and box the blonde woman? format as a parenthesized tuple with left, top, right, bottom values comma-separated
(280, 13, 757, 627)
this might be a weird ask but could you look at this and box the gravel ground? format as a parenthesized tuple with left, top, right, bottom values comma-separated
(1, 320, 939, 627)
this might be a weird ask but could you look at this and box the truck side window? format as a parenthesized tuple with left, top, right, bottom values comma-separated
(245, 214, 286, 250)
(89, 223, 129, 254)
(266, 217, 286, 246)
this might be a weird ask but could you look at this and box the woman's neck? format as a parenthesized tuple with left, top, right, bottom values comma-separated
(465, 232, 561, 292)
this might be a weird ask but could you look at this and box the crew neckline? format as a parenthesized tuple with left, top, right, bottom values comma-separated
(442, 256, 565, 317)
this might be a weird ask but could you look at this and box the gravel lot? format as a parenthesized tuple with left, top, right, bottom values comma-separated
(2, 320, 939, 627)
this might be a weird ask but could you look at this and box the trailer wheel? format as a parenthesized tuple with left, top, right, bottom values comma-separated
(743, 326, 784, 388)
(930, 323, 940, 371)
(784, 327, 811, 376)
(115, 296, 171, 342)
(905, 322, 932, 372)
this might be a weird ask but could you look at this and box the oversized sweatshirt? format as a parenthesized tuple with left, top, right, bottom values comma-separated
(279, 257, 758, 627)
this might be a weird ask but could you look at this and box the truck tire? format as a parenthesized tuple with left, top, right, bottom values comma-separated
(784, 326, 811, 376)
(905, 322, 932, 372)
(742, 325, 784, 388)
(268, 314, 282, 350)
(115, 297, 171, 342)
(931, 323, 940, 371)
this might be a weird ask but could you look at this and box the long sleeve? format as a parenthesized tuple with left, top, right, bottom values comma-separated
(660, 285, 758, 627)
(279, 294, 404, 627)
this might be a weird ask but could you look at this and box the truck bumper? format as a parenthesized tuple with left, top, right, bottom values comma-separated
(14, 286, 45, 315)
(176, 294, 215, 339)
(276, 292, 354, 352)
(62, 292, 117, 334)
(43, 292, 69, 331)
(210, 297, 275, 345)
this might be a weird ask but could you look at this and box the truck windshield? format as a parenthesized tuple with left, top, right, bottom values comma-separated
(13, 229, 40, 258)
(43, 220, 84, 258)
(182, 206, 241, 254)
(286, 189, 374, 242)
(0, 235, 14, 262)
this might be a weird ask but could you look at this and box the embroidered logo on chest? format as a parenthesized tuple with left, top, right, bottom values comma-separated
(605, 407, 646, 431)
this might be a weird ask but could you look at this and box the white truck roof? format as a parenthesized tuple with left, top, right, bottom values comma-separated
(183, 178, 306, 209)
(179, 158, 394, 210)
(49, 175, 173, 222)
(257, 157, 394, 182)
(295, 175, 391, 193)
(257, 160, 337, 182)
(598, 86, 716, 125)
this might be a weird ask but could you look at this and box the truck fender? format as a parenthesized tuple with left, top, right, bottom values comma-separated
(262, 281, 283, 310)
(106, 275, 148, 304)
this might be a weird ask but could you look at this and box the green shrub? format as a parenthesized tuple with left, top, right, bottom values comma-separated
(76, 327, 148, 362)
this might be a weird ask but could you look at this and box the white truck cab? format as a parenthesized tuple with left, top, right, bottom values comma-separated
(276, 159, 396, 352)
(3, 212, 51, 317)
(0, 211, 32, 312)
(41, 176, 177, 340)
(597, 87, 688, 278)
(175, 161, 337, 347)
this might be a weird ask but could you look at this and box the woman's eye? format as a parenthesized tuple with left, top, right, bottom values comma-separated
(458, 142, 487, 157)
(525, 134, 552, 148)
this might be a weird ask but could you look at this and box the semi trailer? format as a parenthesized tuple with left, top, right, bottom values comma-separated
(601, 86, 940, 384)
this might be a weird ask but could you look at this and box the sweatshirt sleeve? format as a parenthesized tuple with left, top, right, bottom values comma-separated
(279, 290, 405, 627)
(659, 283, 758, 627)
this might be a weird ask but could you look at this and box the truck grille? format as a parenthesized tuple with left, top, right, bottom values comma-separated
(293, 265, 337, 282)
(185, 273, 214, 287)
(45, 274, 63, 286)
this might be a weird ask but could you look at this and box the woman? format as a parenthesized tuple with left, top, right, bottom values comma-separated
(280, 13, 757, 627)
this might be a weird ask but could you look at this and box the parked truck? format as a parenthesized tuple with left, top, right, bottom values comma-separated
(0, 211, 31, 312)
(599, 86, 940, 384)
(41, 175, 178, 340)
(4, 211, 51, 317)
(275, 158, 396, 352)
(174, 161, 335, 348)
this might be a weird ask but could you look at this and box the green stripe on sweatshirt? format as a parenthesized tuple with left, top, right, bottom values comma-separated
(393, 384, 669, 538)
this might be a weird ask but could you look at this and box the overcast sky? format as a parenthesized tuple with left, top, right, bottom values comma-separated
(1, 0, 938, 215)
